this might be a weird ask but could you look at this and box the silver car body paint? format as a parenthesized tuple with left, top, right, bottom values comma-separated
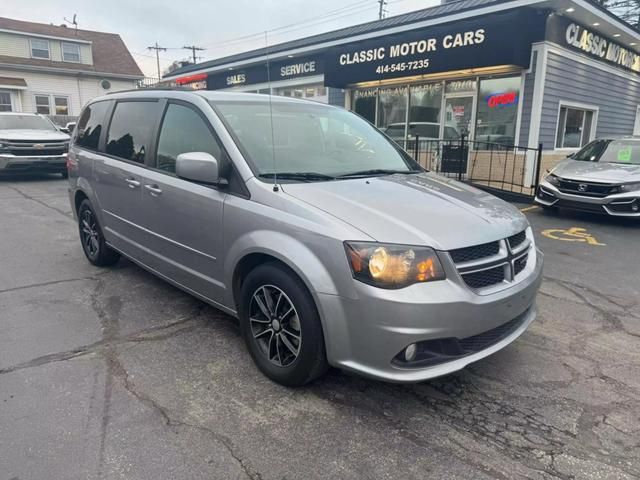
(536, 143, 640, 217)
(68, 90, 542, 383)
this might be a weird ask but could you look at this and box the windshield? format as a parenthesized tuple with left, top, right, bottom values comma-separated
(0, 114, 57, 131)
(572, 139, 640, 165)
(212, 100, 419, 178)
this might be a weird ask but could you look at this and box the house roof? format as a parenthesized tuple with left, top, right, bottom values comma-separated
(0, 16, 143, 78)
(165, 0, 640, 80)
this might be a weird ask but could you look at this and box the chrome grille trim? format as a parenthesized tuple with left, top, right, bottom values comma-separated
(448, 229, 531, 291)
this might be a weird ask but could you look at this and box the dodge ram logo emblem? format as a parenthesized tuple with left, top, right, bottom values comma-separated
(578, 183, 588, 192)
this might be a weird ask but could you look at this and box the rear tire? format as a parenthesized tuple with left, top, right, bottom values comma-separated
(239, 262, 328, 386)
(78, 199, 120, 267)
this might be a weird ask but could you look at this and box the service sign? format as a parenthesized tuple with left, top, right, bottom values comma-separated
(324, 10, 545, 87)
(207, 55, 324, 90)
(546, 15, 640, 74)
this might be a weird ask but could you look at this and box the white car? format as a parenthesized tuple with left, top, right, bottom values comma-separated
(0, 112, 70, 177)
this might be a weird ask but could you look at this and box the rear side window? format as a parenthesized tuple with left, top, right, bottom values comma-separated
(75, 101, 110, 150)
(156, 103, 224, 173)
(106, 101, 159, 163)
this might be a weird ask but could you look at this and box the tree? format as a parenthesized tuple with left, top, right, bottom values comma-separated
(594, 0, 640, 28)
(163, 59, 193, 76)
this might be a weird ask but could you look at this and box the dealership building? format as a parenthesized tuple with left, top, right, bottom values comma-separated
(164, 0, 640, 182)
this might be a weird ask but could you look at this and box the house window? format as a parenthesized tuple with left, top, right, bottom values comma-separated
(0, 91, 11, 112)
(35, 95, 51, 114)
(54, 96, 69, 115)
(556, 105, 596, 149)
(31, 38, 50, 59)
(62, 43, 81, 62)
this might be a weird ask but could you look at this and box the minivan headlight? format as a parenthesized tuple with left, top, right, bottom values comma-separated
(620, 182, 640, 192)
(344, 242, 446, 289)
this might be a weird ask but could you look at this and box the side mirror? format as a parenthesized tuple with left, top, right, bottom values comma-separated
(59, 127, 70, 134)
(176, 152, 220, 184)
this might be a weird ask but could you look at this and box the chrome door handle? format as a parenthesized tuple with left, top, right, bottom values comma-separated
(125, 178, 140, 188)
(144, 184, 163, 196)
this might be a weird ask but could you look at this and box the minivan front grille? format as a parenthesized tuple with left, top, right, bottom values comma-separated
(463, 266, 506, 289)
(448, 229, 531, 291)
(449, 241, 499, 264)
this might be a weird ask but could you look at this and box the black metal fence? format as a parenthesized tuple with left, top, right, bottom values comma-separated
(397, 136, 543, 200)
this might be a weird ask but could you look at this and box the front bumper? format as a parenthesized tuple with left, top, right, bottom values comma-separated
(0, 153, 67, 173)
(535, 181, 640, 217)
(317, 246, 543, 383)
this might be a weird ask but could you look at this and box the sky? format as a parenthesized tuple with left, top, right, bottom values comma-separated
(3, 0, 440, 78)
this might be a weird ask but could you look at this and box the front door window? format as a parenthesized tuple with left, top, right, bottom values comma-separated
(443, 96, 474, 140)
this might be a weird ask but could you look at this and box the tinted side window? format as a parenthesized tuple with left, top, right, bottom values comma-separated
(106, 101, 159, 163)
(156, 103, 224, 173)
(76, 101, 110, 150)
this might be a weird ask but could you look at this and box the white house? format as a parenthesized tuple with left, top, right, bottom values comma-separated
(0, 16, 143, 119)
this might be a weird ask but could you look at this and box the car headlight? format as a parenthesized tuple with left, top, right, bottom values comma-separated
(544, 173, 561, 187)
(344, 242, 446, 289)
(620, 182, 640, 192)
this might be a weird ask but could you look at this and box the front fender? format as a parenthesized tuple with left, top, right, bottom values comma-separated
(224, 230, 340, 310)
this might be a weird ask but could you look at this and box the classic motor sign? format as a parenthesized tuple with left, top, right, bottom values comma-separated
(546, 15, 640, 74)
(324, 9, 546, 87)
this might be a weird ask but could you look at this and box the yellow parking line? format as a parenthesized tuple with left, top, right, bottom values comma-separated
(520, 205, 540, 212)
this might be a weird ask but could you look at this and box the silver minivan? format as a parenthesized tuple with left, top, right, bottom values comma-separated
(68, 90, 542, 386)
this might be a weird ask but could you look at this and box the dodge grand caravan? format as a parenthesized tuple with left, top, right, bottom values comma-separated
(67, 90, 542, 386)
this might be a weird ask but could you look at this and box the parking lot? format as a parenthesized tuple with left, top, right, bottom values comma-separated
(0, 175, 638, 480)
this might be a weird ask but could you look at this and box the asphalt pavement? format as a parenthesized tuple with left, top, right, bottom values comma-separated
(0, 174, 639, 480)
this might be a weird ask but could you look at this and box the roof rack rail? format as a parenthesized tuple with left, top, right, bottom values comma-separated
(105, 86, 196, 95)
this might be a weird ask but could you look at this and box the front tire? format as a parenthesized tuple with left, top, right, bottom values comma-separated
(239, 263, 328, 386)
(78, 199, 120, 267)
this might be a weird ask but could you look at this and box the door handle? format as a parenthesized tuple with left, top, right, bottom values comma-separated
(144, 184, 163, 196)
(125, 178, 140, 188)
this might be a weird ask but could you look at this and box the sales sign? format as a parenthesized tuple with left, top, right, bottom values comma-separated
(324, 9, 546, 87)
(207, 55, 324, 90)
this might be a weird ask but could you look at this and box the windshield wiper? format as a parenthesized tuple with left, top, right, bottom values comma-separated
(258, 172, 336, 182)
(336, 168, 421, 178)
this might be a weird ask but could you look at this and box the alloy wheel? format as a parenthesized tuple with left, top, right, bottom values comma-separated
(249, 285, 302, 367)
(81, 209, 100, 258)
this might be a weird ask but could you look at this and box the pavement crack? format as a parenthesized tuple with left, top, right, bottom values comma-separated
(109, 353, 260, 479)
(0, 274, 107, 295)
(0, 311, 207, 376)
(3, 183, 74, 220)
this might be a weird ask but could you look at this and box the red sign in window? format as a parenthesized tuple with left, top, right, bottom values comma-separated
(487, 92, 518, 108)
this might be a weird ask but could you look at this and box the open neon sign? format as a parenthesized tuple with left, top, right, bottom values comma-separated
(487, 92, 518, 108)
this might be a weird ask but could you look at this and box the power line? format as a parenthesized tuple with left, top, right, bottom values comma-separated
(183, 45, 206, 63)
(147, 42, 167, 79)
(200, 0, 372, 51)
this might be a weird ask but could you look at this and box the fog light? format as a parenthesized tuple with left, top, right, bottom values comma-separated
(404, 343, 417, 362)
(633, 201, 639, 212)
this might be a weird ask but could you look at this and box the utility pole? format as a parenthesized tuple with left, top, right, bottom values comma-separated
(378, 0, 387, 19)
(183, 45, 205, 64)
(147, 42, 167, 80)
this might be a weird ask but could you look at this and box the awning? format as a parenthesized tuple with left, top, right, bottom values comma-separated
(0, 76, 27, 90)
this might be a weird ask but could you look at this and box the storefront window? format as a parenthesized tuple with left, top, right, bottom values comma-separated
(353, 88, 377, 124)
(475, 76, 521, 147)
(408, 83, 442, 139)
(377, 86, 408, 138)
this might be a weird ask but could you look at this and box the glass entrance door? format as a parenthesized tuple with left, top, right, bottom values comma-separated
(443, 96, 474, 140)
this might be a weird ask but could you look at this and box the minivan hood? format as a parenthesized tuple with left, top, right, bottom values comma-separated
(0, 129, 69, 141)
(552, 159, 640, 183)
(281, 172, 528, 250)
